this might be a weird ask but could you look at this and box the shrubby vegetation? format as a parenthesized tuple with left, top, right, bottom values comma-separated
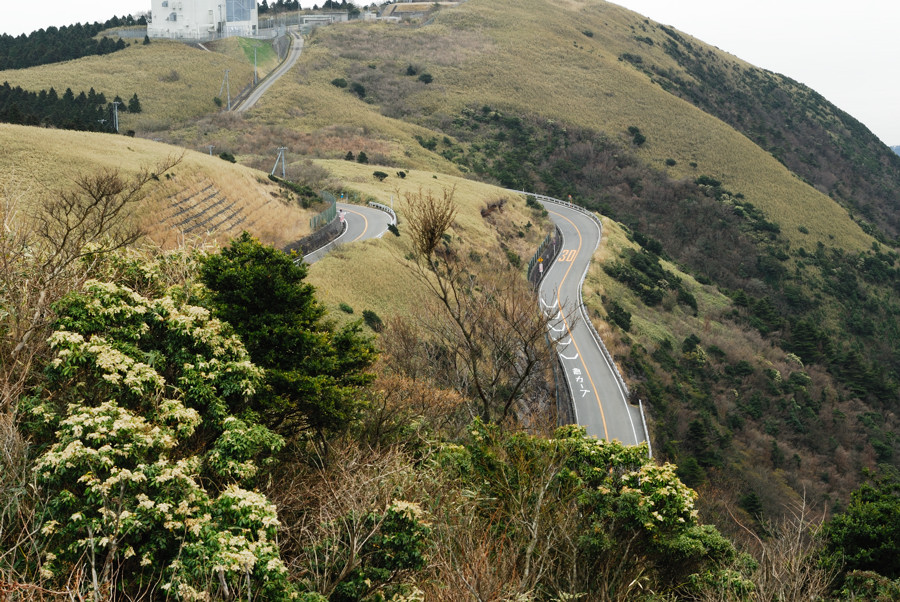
(410, 104, 900, 538)
(0, 166, 776, 600)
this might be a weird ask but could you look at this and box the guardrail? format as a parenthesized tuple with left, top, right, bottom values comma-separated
(311, 192, 338, 230)
(367, 201, 397, 225)
(639, 400, 653, 458)
(509, 189, 650, 453)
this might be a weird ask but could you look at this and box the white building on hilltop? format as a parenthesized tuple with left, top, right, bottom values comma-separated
(148, 0, 258, 39)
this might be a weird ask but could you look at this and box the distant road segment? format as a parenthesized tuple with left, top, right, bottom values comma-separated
(303, 202, 392, 264)
(234, 32, 304, 113)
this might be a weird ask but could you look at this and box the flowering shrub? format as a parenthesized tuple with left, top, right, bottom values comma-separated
(27, 276, 292, 598)
(442, 420, 736, 598)
(308, 500, 431, 602)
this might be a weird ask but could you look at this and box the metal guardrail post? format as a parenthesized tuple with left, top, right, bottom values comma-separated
(367, 201, 397, 224)
(639, 400, 653, 458)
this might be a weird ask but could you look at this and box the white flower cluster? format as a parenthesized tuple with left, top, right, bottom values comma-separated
(219, 485, 281, 528)
(389, 499, 427, 522)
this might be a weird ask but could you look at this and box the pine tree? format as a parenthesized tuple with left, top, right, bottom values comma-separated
(127, 93, 142, 113)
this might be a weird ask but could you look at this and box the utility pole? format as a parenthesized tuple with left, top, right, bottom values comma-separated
(253, 45, 259, 86)
(111, 101, 121, 133)
(219, 69, 231, 110)
(271, 147, 287, 178)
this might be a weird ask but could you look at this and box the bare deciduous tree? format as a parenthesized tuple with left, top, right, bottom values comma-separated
(401, 186, 558, 426)
(1, 156, 180, 414)
(698, 495, 838, 602)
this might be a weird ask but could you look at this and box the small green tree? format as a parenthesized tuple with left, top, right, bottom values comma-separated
(199, 233, 377, 436)
(823, 471, 900, 580)
(127, 93, 142, 113)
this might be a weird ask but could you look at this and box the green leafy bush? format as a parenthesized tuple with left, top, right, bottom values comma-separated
(349, 82, 366, 98)
(362, 309, 384, 332)
(26, 277, 292, 598)
(628, 125, 646, 146)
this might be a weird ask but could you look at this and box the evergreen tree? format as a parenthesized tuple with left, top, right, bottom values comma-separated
(199, 233, 377, 436)
(127, 93, 142, 113)
(823, 471, 900, 580)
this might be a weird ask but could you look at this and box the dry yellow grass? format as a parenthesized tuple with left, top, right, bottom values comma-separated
(305, 160, 553, 320)
(0, 123, 315, 249)
(286, 0, 872, 254)
(208, 37, 281, 78)
(228, 64, 463, 174)
(0, 39, 255, 132)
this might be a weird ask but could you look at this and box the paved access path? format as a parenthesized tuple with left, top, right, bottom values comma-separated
(303, 202, 393, 264)
(234, 32, 304, 113)
(532, 196, 648, 448)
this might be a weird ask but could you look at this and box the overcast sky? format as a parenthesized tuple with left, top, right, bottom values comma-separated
(612, 0, 900, 146)
(3, 1, 898, 145)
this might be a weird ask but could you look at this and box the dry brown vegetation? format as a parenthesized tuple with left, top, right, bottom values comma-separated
(0, 124, 316, 250)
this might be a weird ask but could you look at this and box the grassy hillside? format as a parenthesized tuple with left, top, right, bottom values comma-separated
(0, 123, 316, 248)
(0, 38, 257, 132)
(263, 0, 900, 523)
(282, 0, 871, 253)
(306, 159, 553, 321)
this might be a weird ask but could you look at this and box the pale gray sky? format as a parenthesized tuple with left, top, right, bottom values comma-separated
(4, 1, 898, 145)
(613, 1, 900, 146)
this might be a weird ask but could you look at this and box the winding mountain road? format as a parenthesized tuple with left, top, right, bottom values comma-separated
(234, 32, 304, 113)
(531, 195, 649, 448)
(303, 202, 393, 264)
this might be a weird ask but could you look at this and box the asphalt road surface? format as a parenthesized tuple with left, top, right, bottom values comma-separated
(234, 32, 304, 113)
(303, 203, 393, 264)
(538, 199, 647, 446)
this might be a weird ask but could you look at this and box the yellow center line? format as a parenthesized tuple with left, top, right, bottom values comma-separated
(344, 208, 369, 242)
(547, 208, 609, 441)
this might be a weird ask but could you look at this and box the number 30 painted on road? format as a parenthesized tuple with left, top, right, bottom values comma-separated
(558, 249, 577, 262)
